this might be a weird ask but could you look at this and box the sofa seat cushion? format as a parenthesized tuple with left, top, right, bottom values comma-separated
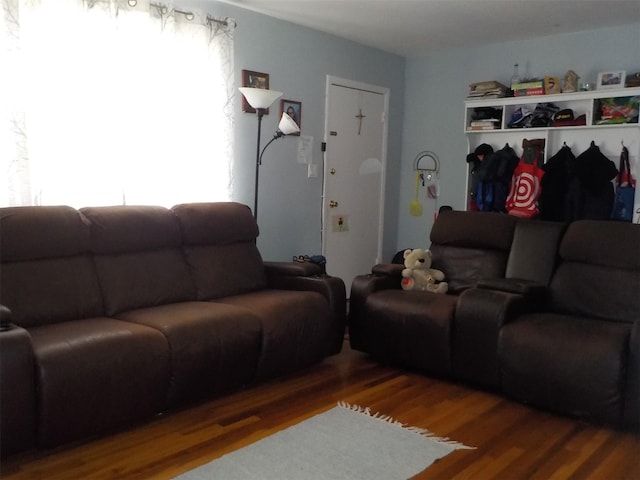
(355, 290, 458, 376)
(499, 313, 630, 426)
(213, 290, 333, 380)
(116, 301, 262, 407)
(29, 318, 170, 448)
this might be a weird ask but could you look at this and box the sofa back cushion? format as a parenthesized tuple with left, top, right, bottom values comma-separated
(505, 219, 567, 285)
(172, 202, 267, 300)
(550, 220, 640, 323)
(0, 206, 104, 327)
(80, 206, 195, 315)
(429, 211, 517, 292)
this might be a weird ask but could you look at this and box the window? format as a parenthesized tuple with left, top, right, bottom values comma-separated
(1, 0, 235, 208)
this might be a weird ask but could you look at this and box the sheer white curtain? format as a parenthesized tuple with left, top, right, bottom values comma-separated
(1, 0, 234, 207)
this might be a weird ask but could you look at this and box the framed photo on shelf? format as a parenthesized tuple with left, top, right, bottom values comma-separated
(544, 76, 561, 95)
(281, 99, 301, 134)
(597, 70, 626, 90)
(242, 69, 270, 113)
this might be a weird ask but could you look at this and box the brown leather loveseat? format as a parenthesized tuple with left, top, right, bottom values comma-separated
(0, 202, 346, 457)
(349, 210, 640, 429)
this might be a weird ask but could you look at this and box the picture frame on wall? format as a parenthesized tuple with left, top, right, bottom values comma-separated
(280, 99, 301, 134)
(242, 69, 270, 113)
(597, 70, 626, 90)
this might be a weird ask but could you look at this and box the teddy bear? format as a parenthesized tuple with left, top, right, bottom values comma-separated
(400, 248, 448, 294)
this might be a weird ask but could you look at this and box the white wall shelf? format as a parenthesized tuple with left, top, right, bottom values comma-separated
(464, 87, 640, 222)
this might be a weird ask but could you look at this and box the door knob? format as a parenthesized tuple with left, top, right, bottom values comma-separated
(329, 200, 339, 208)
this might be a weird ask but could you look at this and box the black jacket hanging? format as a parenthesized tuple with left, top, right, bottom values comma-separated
(539, 144, 576, 221)
(565, 142, 618, 221)
(473, 143, 519, 212)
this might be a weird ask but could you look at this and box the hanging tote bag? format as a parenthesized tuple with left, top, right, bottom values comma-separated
(612, 146, 636, 222)
(506, 149, 544, 218)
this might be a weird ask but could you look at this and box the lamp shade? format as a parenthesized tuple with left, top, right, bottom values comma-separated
(278, 112, 300, 135)
(239, 87, 283, 109)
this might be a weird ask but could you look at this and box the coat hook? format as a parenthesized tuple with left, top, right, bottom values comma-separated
(413, 151, 440, 175)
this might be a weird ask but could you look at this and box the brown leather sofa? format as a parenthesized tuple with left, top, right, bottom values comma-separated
(349, 210, 640, 429)
(0, 202, 346, 456)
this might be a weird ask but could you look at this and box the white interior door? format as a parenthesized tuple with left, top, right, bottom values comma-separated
(322, 77, 388, 293)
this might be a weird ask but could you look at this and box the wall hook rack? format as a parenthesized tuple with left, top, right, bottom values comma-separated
(414, 151, 440, 180)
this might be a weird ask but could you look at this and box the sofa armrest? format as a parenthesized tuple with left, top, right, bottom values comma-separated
(452, 288, 533, 389)
(1, 322, 37, 456)
(477, 277, 547, 297)
(625, 320, 640, 430)
(264, 262, 347, 355)
(348, 266, 403, 326)
(477, 278, 550, 311)
(0, 304, 12, 331)
(264, 261, 323, 277)
(371, 263, 403, 277)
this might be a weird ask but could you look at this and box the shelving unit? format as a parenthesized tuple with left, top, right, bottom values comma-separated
(464, 87, 640, 222)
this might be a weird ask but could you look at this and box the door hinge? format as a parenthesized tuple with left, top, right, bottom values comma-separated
(321, 142, 326, 152)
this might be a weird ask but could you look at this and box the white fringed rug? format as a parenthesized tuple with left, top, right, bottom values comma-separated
(175, 402, 473, 480)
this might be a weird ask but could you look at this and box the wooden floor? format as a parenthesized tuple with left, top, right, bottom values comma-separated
(3, 341, 639, 480)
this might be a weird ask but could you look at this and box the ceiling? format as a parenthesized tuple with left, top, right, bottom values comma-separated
(215, 0, 640, 57)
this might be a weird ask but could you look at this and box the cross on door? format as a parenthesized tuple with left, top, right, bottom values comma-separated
(355, 108, 366, 135)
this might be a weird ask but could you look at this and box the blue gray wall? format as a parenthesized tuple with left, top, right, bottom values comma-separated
(187, 0, 406, 262)
(184, 0, 639, 265)
(399, 24, 640, 249)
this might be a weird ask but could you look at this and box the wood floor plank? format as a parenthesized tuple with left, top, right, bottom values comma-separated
(2, 342, 637, 480)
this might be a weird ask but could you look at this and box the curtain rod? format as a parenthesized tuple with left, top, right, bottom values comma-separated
(85, 1, 236, 27)
(145, 2, 235, 27)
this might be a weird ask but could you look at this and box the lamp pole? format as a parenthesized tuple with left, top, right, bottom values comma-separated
(253, 107, 266, 220)
(238, 87, 299, 221)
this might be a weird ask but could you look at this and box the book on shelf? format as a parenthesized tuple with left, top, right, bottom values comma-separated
(470, 119, 500, 126)
(468, 91, 506, 99)
(510, 80, 544, 90)
(513, 87, 545, 97)
(511, 80, 545, 97)
(468, 125, 499, 130)
(468, 80, 508, 99)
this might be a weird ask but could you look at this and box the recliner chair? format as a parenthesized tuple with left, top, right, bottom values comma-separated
(348, 210, 517, 376)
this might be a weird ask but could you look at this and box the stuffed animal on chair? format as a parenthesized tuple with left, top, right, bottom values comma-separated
(400, 248, 448, 294)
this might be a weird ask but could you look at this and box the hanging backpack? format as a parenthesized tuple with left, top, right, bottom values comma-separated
(506, 143, 545, 218)
(612, 145, 636, 222)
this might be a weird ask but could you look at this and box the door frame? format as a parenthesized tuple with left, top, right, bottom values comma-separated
(322, 75, 390, 265)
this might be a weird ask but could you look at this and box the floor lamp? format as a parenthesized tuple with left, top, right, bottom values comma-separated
(239, 87, 301, 220)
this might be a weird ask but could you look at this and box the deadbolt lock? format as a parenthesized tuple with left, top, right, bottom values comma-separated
(329, 200, 339, 208)
(330, 168, 336, 175)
